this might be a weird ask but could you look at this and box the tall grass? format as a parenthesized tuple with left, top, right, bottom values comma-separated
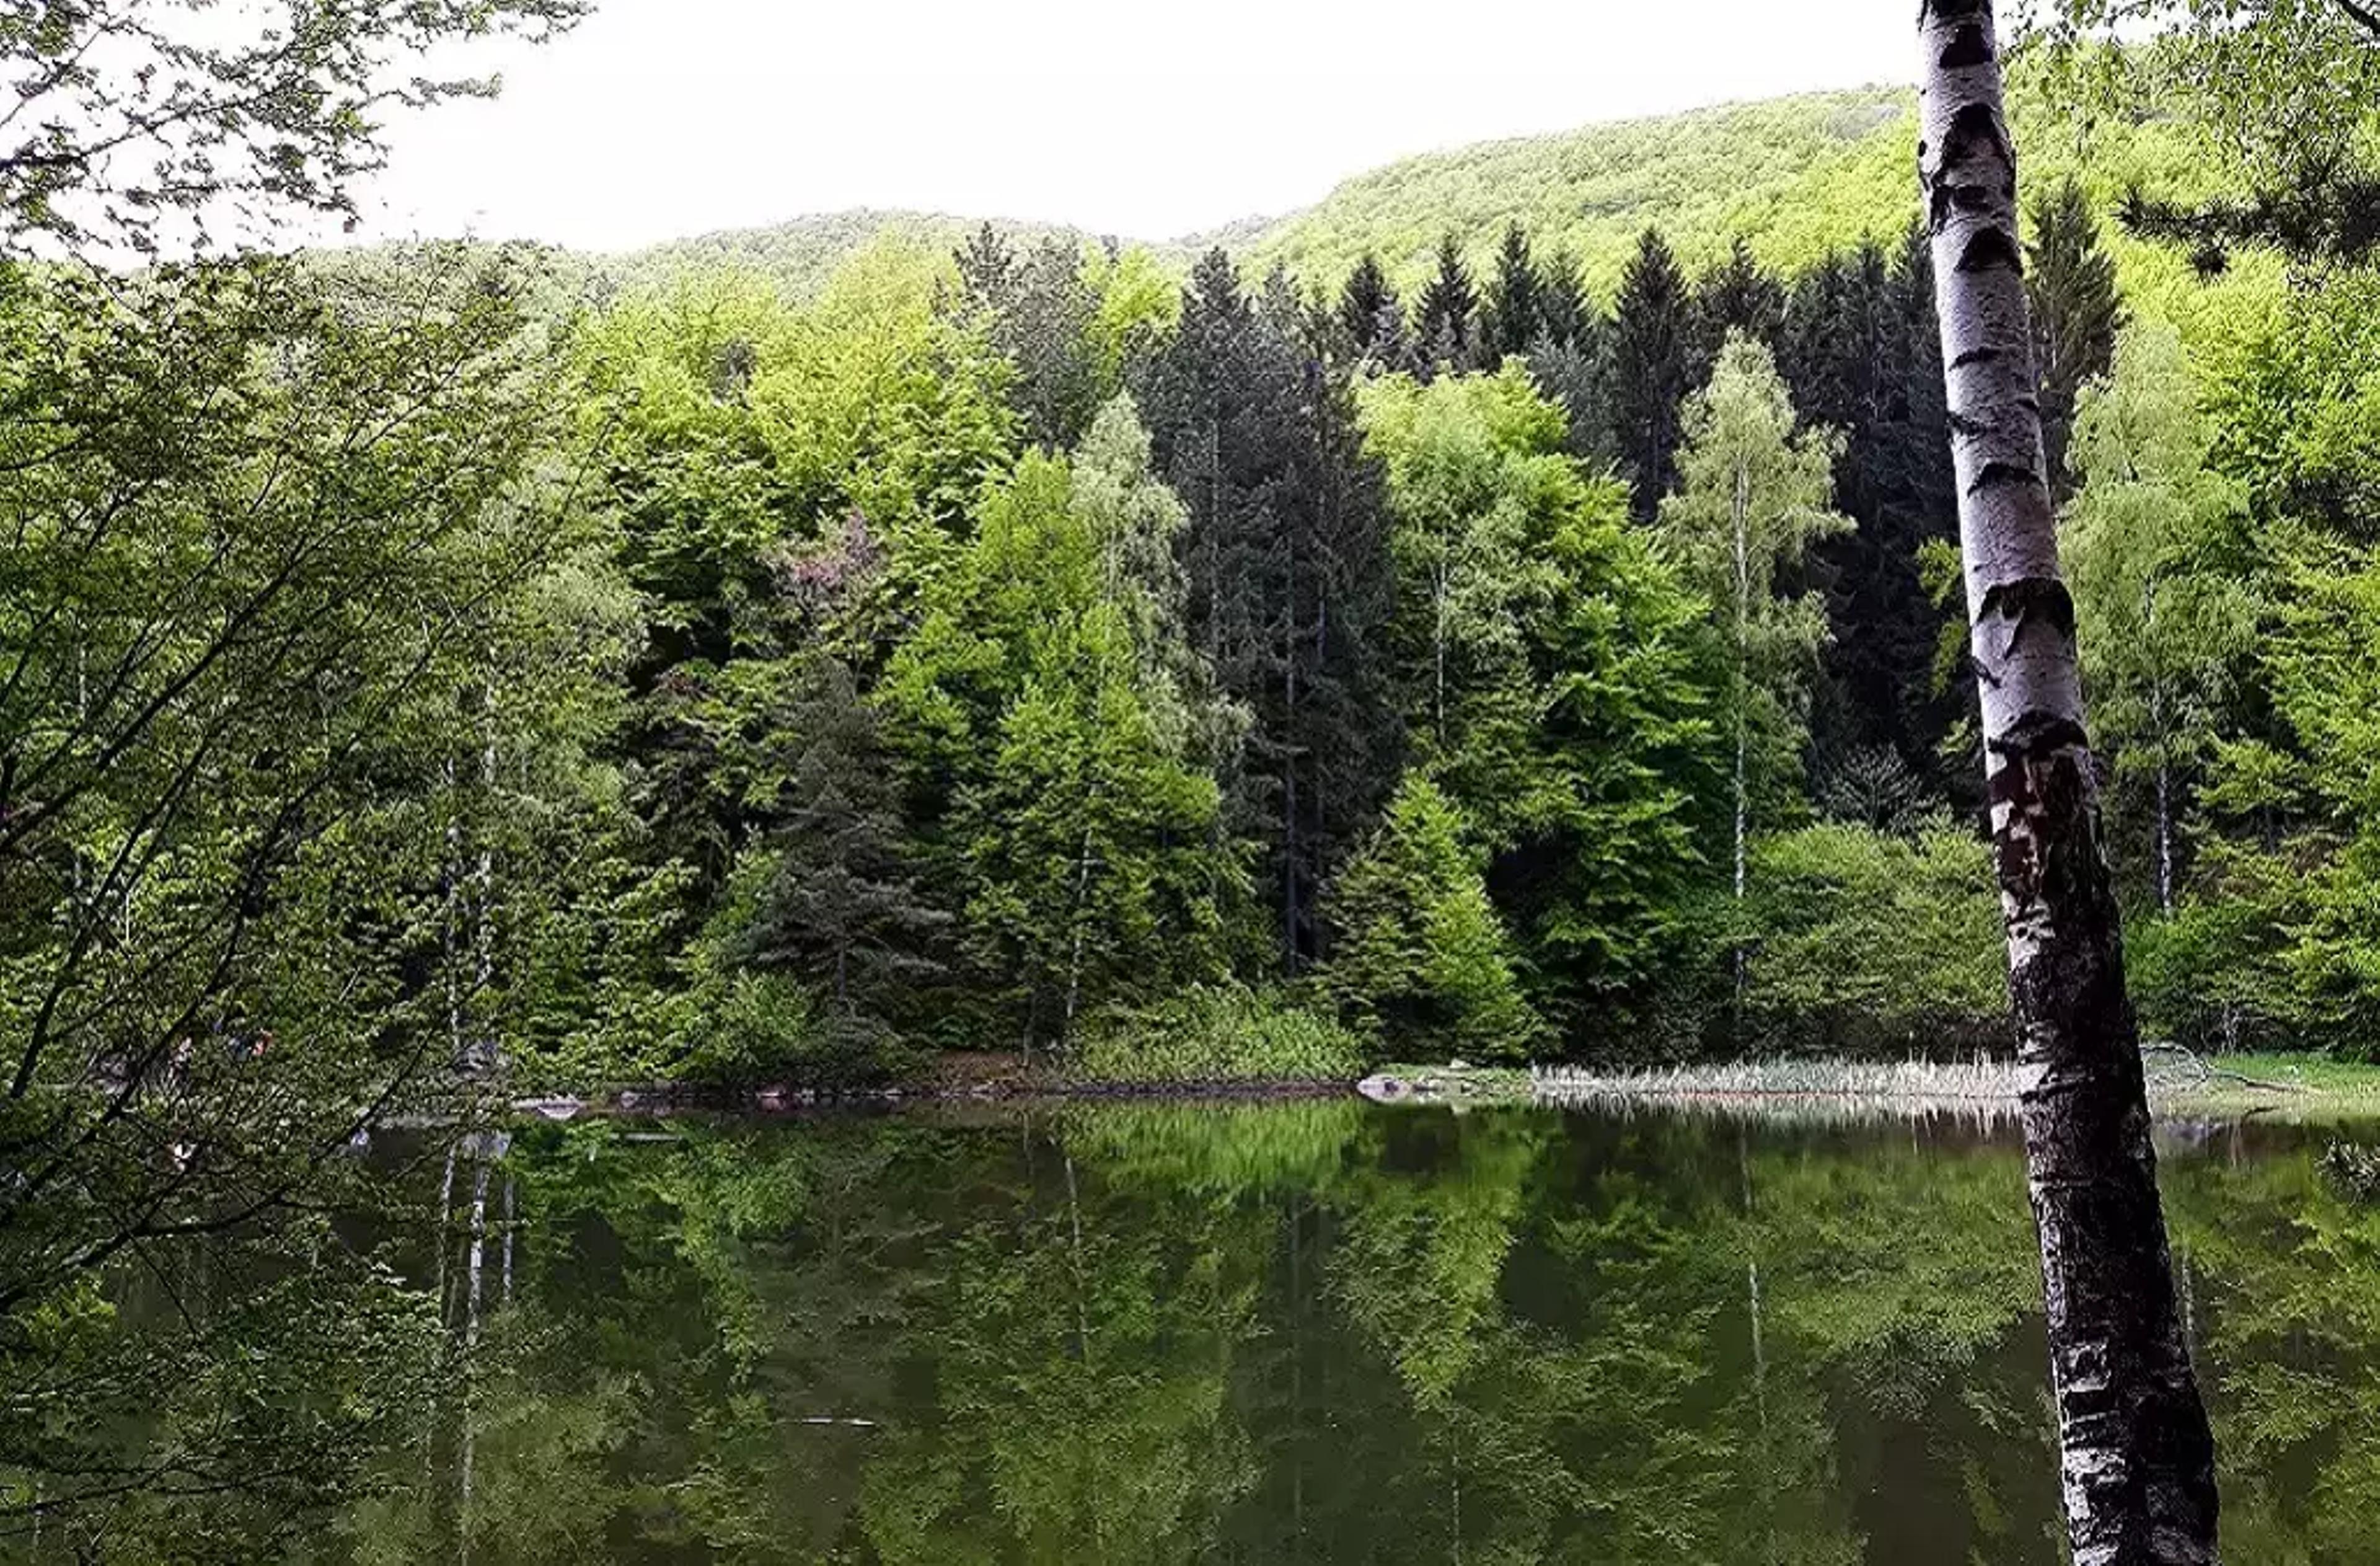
(1067, 986, 1367, 1086)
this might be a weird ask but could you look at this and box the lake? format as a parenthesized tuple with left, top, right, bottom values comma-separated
(66, 1101, 2380, 1562)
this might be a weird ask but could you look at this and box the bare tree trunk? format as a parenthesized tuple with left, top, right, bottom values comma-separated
(1918, 4, 2218, 1561)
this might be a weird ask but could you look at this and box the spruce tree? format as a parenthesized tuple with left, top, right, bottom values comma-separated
(1413, 234, 1479, 378)
(1323, 774, 1540, 1059)
(953, 223, 1016, 308)
(1479, 221, 1544, 365)
(1139, 250, 1402, 973)
(1535, 247, 1590, 350)
(1336, 252, 1408, 369)
(1696, 236, 1787, 355)
(1610, 228, 1701, 523)
(2026, 178, 2125, 502)
(1779, 234, 1964, 796)
(735, 651, 947, 1017)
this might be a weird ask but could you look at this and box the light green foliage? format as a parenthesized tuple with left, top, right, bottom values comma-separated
(584, 238, 1015, 650)
(884, 413, 1245, 1046)
(2210, 267, 2380, 530)
(1323, 776, 1541, 1059)
(1356, 366, 1716, 1011)
(1740, 822, 2011, 1055)
(2032, 2, 2380, 192)
(1660, 334, 1851, 865)
(2062, 321, 2257, 907)
(1066, 986, 1366, 1085)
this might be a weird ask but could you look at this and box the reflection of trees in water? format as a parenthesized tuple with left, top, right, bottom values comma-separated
(77, 1107, 2380, 1565)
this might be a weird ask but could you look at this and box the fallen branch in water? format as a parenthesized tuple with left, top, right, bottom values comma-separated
(2141, 1043, 2309, 1095)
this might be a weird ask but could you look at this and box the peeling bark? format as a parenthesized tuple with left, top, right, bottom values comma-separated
(1918, 2, 2219, 1561)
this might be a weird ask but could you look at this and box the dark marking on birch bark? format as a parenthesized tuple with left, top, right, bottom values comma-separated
(1970, 459, 2044, 496)
(1940, 24, 1992, 67)
(1978, 575, 2078, 638)
(1950, 345, 2004, 369)
(1957, 226, 2025, 275)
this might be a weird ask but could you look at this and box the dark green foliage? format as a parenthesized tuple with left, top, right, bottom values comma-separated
(958, 229, 1106, 449)
(1778, 230, 1966, 797)
(1336, 252, 1408, 369)
(1413, 235, 1479, 378)
(1138, 251, 1402, 975)
(2026, 179, 2125, 500)
(1695, 236, 1786, 355)
(1478, 221, 1544, 365)
(1609, 229, 1702, 523)
(723, 651, 947, 1017)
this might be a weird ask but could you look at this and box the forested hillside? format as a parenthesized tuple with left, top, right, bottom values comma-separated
(11, 20, 2380, 1118)
(607, 72, 2270, 318)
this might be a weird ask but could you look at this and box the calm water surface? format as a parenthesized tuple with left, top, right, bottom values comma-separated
(358, 1103, 2376, 1564)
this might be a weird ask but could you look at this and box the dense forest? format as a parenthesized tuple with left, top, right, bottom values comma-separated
(8, 38, 2380, 1115)
(9, 0, 2380, 1557)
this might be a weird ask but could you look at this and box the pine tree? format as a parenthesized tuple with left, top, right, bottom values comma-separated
(1413, 234, 1479, 378)
(1610, 228, 1701, 523)
(2027, 178, 2125, 503)
(1478, 221, 1544, 365)
(1336, 252, 1408, 370)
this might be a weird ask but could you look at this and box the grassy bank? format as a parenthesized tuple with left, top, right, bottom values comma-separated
(1364, 1051, 2380, 1123)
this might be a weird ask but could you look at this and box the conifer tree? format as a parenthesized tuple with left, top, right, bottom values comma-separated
(1414, 234, 1479, 378)
(1535, 247, 1591, 350)
(1696, 237, 1787, 355)
(1323, 775, 1540, 1059)
(2027, 179, 2125, 502)
(954, 223, 1017, 307)
(1139, 250, 1401, 973)
(1479, 221, 1545, 365)
(1610, 228, 1702, 522)
(1779, 233, 1964, 792)
(1336, 252, 1408, 369)
(733, 651, 947, 1017)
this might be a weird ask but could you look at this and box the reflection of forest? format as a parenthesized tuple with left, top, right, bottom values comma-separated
(343, 1108, 2378, 1565)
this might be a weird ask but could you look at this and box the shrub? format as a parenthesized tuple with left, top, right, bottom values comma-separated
(1067, 985, 1368, 1086)
(679, 971, 923, 1090)
(1737, 818, 2009, 1056)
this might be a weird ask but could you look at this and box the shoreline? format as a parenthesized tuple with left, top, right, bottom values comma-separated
(453, 1050, 2380, 1126)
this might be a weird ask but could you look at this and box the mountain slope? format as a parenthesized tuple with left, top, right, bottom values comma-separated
(602, 76, 2265, 325)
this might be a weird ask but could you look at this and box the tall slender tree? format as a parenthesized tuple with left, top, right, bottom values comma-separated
(1336, 252, 1409, 369)
(1917, 3, 2218, 1560)
(1659, 335, 1851, 918)
(1479, 221, 1545, 365)
(1414, 235, 1479, 378)
(2027, 179, 2126, 502)
(1611, 228, 1701, 523)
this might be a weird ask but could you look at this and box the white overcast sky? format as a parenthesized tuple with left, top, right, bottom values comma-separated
(363, 0, 1915, 252)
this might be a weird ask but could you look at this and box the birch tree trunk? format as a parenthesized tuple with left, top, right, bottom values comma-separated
(1917, 2, 2219, 1560)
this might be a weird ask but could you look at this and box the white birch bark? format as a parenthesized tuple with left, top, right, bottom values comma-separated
(1918, 2, 2218, 1560)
